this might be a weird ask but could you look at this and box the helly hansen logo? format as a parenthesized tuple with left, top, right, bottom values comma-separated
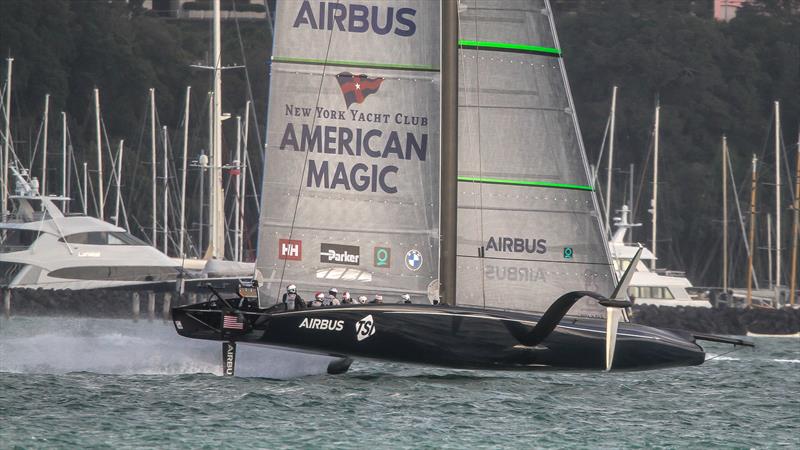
(279, 239, 302, 260)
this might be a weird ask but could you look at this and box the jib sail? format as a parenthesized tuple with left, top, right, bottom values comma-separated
(256, 0, 441, 303)
(455, 0, 615, 317)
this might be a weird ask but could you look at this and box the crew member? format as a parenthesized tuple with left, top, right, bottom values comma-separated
(324, 293, 340, 306)
(341, 291, 353, 304)
(309, 292, 324, 308)
(369, 294, 383, 304)
(281, 284, 305, 311)
(329, 287, 339, 300)
(401, 293, 412, 304)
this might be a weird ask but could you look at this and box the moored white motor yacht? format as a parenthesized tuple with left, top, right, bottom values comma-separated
(0, 166, 181, 290)
(609, 206, 711, 308)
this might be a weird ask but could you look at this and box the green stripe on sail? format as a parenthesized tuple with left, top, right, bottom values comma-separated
(272, 56, 439, 72)
(458, 176, 593, 191)
(458, 40, 562, 56)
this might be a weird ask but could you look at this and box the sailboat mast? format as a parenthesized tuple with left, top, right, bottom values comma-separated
(767, 213, 773, 289)
(440, 0, 459, 306)
(94, 88, 104, 220)
(209, 0, 226, 259)
(82, 162, 88, 215)
(114, 140, 124, 227)
(61, 112, 67, 211)
(722, 135, 728, 293)
(774, 101, 782, 288)
(150, 88, 157, 247)
(234, 115, 241, 262)
(240, 101, 250, 261)
(789, 131, 799, 306)
(651, 103, 660, 271)
(41, 94, 50, 195)
(2, 57, 13, 218)
(163, 126, 169, 255)
(604, 86, 618, 236)
(179, 86, 190, 258)
(747, 155, 758, 307)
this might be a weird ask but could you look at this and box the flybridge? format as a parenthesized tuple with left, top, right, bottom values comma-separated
(292, 1, 417, 37)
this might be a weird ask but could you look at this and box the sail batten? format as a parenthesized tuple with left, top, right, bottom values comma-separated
(458, 177, 593, 191)
(458, 40, 562, 56)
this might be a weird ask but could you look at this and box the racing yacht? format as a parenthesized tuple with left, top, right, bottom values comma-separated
(172, 0, 749, 375)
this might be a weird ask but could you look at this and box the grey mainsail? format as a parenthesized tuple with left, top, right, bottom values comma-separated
(256, 1, 441, 303)
(455, 0, 615, 316)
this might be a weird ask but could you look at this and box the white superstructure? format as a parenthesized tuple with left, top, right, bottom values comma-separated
(0, 166, 181, 290)
(610, 206, 711, 308)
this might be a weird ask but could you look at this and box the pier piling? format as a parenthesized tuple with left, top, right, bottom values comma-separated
(132, 292, 140, 321)
(3, 289, 10, 318)
(162, 292, 172, 320)
(147, 291, 155, 321)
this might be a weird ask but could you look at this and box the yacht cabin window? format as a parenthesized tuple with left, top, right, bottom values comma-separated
(628, 286, 675, 300)
(0, 229, 40, 253)
(59, 231, 149, 246)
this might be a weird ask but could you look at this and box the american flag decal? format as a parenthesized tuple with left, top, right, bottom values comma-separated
(223, 314, 244, 330)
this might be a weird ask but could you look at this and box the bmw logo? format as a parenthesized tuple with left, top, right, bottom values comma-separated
(405, 249, 423, 271)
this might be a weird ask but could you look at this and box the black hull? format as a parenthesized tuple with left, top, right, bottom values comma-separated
(172, 303, 706, 371)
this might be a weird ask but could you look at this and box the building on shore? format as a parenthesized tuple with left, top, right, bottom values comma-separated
(140, 0, 269, 20)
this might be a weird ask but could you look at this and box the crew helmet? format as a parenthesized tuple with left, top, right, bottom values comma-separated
(358, 295, 368, 304)
(401, 293, 411, 302)
(342, 291, 351, 300)
(315, 292, 325, 301)
(329, 287, 338, 296)
(287, 284, 297, 293)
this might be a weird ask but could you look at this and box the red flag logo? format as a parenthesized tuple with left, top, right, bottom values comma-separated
(336, 72, 384, 108)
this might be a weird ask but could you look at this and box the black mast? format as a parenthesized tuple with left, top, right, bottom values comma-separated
(440, 0, 458, 305)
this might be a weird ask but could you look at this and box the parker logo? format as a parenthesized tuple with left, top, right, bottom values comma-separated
(299, 317, 344, 332)
(279, 239, 302, 260)
(320, 243, 361, 266)
(355, 314, 376, 341)
(336, 72, 384, 108)
(374, 247, 391, 268)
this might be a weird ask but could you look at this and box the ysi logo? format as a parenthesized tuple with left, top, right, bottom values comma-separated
(299, 317, 344, 332)
(355, 314, 376, 341)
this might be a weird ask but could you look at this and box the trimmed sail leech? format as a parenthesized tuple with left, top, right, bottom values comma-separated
(456, 0, 615, 316)
(257, 0, 441, 303)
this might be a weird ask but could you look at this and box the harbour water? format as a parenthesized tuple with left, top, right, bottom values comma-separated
(1, 317, 798, 448)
